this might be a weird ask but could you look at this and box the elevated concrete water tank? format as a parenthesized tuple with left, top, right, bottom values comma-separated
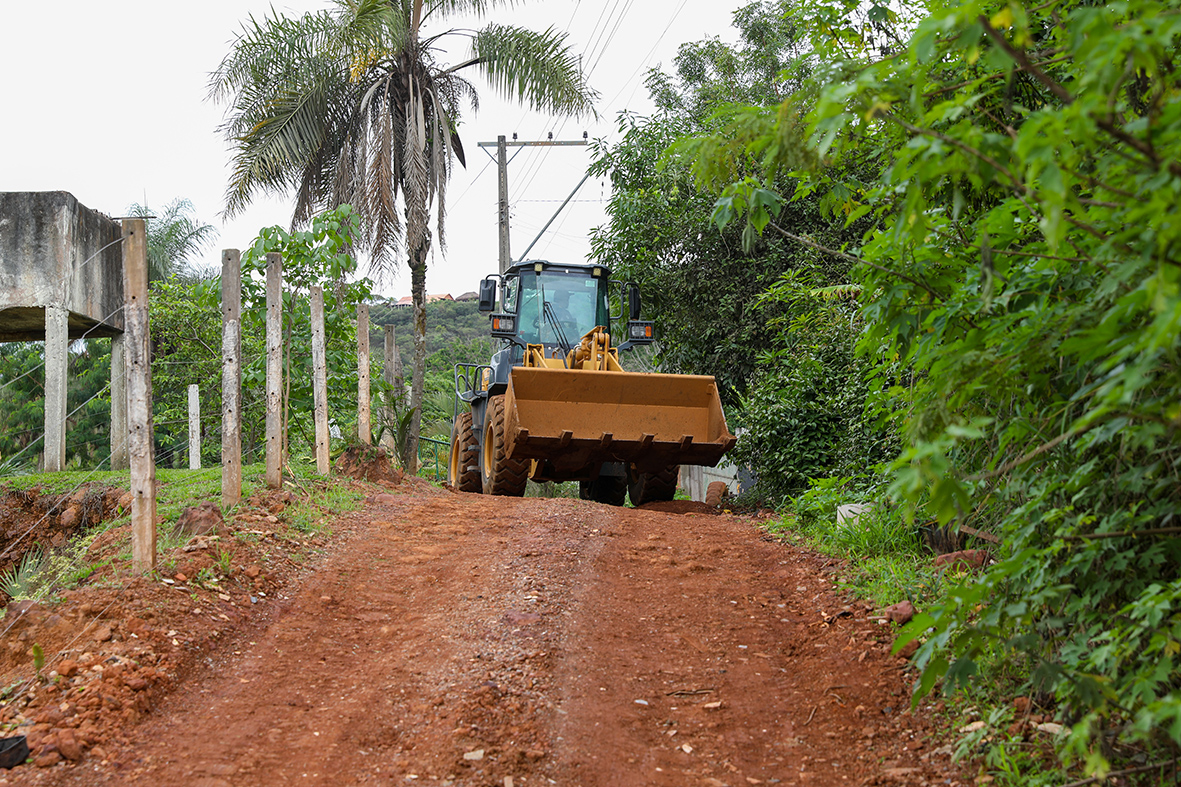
(0, 191, 124, 340)
(0, 192, 128, 471)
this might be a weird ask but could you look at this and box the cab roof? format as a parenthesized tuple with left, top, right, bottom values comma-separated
(506, 259, 612, 277)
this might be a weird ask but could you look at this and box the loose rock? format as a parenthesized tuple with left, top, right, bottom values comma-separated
(884, 600, 916, 625)
(933, 549, 990, 571)
(174, 502, 225, 537)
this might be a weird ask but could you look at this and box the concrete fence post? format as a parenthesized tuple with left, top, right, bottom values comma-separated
(221, 249, 242, 507)
(265, 252, 283, 489)
(357, 304, 370, 444)
(310, 286, 330, 475)
(187, 385, 200, 469)
(122, 218, 156, 572)
(382, 325, 398, 452)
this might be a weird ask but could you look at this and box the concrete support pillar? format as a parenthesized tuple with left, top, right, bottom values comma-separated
(310, 286, 330, 475)
(357, 304, 370, 444)
(264, 252, 283, 489)
(188, 384, 200, 470)
(43, 306, 69, 472)
(221, 249, 242, 508)
(110, 333, 128, 470)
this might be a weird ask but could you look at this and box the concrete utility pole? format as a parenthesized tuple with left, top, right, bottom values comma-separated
(122, 218, 156, 573)
(496, 135, 510, 273)
(221, 249, 242, 507)
(477, 134, 588, 273)
(310, 287, 330, 475)
(357, 304, 370, 444)
(265, 252, 283, 489)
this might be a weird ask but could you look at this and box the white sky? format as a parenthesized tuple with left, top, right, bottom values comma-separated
(0, 0, 741, 300)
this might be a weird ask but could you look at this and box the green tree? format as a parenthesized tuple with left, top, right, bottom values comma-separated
(149, 279, 238, 467)
(126, 198, 218, 282)
(210, 0, 596, 469)
(237, 206, 376, 459)
(0, 339, 115, 472)
(679, 0, 1181, 771)
(589, 1, 881, 496)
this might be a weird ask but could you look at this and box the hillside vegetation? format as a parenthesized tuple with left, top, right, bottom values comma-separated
(368, 299, 490, 377)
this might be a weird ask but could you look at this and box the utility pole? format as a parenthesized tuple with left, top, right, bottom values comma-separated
(478, 133, 588, 274)
(496, 135, 509, 274)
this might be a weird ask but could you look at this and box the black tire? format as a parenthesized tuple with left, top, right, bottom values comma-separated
(627, 464, 679, 506)
(579, 475, 628, 506)
(481, 396, 528, 496)
(448, 411, 481, 492)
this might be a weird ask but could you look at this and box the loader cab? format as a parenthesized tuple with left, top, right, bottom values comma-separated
(509, 263, 610, 347)
(490, 261, 611, 362)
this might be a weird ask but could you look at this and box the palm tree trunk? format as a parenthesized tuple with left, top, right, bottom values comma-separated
(407, 251, 428, 474)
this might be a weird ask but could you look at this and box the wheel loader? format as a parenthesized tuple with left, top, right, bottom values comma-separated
(449, 259, 736, 506)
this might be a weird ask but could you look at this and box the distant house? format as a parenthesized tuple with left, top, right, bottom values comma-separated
(391, 293, 453, 308)
(455, 291, 478, 302)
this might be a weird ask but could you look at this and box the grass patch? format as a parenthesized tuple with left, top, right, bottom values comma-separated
(0, 460, 365, 601)
(1, 469, 131, 495)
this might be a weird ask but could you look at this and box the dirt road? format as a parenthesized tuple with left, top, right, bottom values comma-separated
(6, 479, 962, 787)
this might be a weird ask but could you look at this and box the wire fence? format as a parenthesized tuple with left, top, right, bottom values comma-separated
(0, 230, 444, 647)
(418, 436, 448, 481)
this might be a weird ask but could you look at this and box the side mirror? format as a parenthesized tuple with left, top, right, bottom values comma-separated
(626, 283, 642, 321)
(478, 278, 497, 312)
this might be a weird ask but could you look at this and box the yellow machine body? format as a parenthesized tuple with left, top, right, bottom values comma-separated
(502, 328, 736, 480)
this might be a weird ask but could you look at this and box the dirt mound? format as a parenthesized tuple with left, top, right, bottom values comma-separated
(0, 485, 125, 586)
(334, 445, 404, 484)
(637, 499, 720, 515)
(0, 481, 343, 772)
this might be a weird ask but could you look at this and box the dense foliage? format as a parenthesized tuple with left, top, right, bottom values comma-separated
(235, 206, 380, 453)
(150, 278, 248, 467)
(589, 1, 883, 495)
(0, 341, 111, 471)
(370, 299, 491, 378)
(666, 0, 1181, 772)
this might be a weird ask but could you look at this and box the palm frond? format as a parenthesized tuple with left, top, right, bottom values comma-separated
(126, 198, 218, 280)
(465, 23, 598, 118)
(809, 283, 863, 301)
(421, 0, 519, 25)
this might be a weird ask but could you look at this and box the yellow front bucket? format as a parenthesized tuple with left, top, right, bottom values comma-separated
(502, 367, 736, 475)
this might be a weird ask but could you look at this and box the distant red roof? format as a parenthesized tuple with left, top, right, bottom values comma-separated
(392, 293, 453, 307)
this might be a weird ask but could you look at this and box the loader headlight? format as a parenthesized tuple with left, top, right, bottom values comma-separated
(490, 313, 516, 337)
(627, 321, 654, 342)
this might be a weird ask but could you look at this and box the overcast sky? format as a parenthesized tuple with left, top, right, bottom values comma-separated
(0, 0, 742, 300)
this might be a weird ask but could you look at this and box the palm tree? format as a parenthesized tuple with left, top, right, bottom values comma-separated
(210, 0, 596, 468)
(125, 198, 218, 282)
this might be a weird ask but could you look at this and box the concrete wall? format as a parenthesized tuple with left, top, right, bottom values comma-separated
(0, 191, 124, 341)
